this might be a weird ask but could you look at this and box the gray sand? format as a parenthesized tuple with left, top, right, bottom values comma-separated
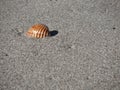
(0, 0, 120, 90)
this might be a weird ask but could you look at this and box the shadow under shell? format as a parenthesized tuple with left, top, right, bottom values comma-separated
(49, 30, 58, 37)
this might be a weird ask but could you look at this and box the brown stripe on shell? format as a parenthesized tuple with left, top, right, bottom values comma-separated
(40, 27, 45, 38)
(45, 27, 48, 37)
(37, 27, 40, 38)
(41, 26, 46, 38)
(36, 26, 39, 38)
(39, 25, 44, 38)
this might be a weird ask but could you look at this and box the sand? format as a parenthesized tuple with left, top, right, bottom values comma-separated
(0, 0, 120, 90)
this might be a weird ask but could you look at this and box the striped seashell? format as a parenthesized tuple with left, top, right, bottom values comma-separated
(26, 24, 49, 38)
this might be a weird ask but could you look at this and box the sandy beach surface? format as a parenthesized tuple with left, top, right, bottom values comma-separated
(0, 0, 120, 90)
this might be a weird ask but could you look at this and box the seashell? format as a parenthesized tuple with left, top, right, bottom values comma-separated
(26, 24, 49, 38)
